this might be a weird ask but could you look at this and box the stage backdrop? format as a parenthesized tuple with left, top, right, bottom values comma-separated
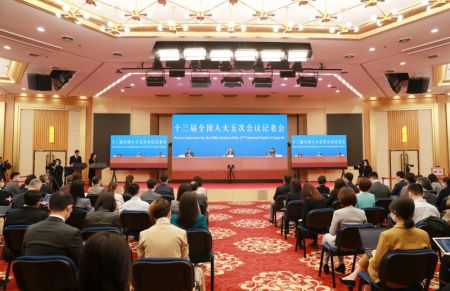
(110, 135, 168, 169)
(172, 114, 288, 180)
(291, 135, 348, 168)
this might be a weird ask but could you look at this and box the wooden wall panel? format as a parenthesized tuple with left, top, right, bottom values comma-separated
(33, 110, 68, 150)
(387, 110, 419, 150)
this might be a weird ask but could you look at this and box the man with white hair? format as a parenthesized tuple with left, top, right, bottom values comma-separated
(12, 178, 42, 209)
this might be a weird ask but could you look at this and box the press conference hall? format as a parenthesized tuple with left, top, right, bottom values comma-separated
(0, 0, 450, 290)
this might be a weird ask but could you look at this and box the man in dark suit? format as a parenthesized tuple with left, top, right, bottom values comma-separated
(184, 148, 195, 158)
(269, 175, 292, 222)
(12, 178, 42, 209)
(343, 172, 359, 193)
(225, 148, 235, 157)
(22, 191, 83, 265)
(5, 190, 48, 226)
(316, 175, 330, 194)
(391, 171, 406, 196)
(69, 150, 82, 166)
(368, 171, 390, 198)
(155, 175, 174, 199)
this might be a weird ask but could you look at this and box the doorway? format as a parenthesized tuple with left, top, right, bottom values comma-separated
(389, 150, 419, 187)
(33, 150, 67, 177)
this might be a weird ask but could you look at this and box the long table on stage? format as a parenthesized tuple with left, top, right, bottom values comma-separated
(292, 156, 347, 168)
(172, 156, 287, 180)
(110, 156, 168, 169)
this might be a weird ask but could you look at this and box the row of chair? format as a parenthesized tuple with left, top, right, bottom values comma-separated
(2, 226, 215, 291)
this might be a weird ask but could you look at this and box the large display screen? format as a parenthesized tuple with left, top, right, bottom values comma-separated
(172, 114, 287, 157)
(171, 114, 288, 180)
(110, 135, 168, 169)
(291, 135, 348, 168)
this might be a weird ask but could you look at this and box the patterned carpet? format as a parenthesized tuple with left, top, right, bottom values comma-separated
(0, 201, 441, 290)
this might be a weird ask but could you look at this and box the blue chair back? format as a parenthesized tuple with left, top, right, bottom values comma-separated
(378, 249, 438, 289)
(3, 225, 28, 255)
(335, 223, 373, 252)
(65, 211, 86, 229)
(86, 194, 100, 207)
(186, 229, 213, 263)
(305, 208, 334, 230)
(375, 198, 393, 214)
(80, 226, 122, 241)
(274, 195, 288, 210)
(285, 200, 303, 220)
(132, 258, 195, 291)
(13, 255, 77, 291)
(120, 211, 152, 237)
(363, 207, 386, 226)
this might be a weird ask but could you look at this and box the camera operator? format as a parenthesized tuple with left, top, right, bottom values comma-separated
(355, 159, 373, 178)
(47, 159, 63, 192)
(0, 157, 12, 181)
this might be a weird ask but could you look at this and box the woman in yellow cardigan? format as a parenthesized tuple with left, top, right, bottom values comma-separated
(341, 196, 431, 287)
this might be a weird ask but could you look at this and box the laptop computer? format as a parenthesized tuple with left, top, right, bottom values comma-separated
(359, 228, 387, 257)
(42, 193, 52, 205)
(433, 238, 450, 255)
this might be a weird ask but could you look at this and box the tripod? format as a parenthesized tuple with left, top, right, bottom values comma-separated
(227, 164, 236, 184)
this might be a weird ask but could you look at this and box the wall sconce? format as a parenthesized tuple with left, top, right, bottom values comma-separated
(49, 126, 55, 144)
(401, 125, 407, 144)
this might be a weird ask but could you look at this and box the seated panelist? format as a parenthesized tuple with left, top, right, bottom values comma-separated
(184, 148, 195, 158)
(225, 148, 235, 157)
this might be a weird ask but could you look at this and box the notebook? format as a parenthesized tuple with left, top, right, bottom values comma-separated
(359, 228, 387, 257)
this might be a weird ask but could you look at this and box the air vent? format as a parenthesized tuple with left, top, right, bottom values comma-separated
(61, 35, 74, 41)
(223, 94, 237, 98)
(398, 37, 411, 43)
(402, 37, 450, 55)
(188, 94, 203, 97)
(288, 94, 303, 98)
(344, 54, 355, 59)
(340, 71, 348, 74)
(112, 52, 123, 57)
(155, 94, 170, 97)
(256, 94, 270, 98)
(385, 69, 396, 73)
(28, 53, 39, 57)
(0, 29, 62, 52)
(428, 54, 439, 59)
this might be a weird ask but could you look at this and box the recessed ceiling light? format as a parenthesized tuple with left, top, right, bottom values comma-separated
(120, 89, 125, 92)
(176, 77, 181, 80)
(20, 93, 27, 96)
(36, 93, 44, 97)
(369, 96, 377, 101)
(21, 87, 26, 91)
(130, 83, 135, 87)
(400, 62, 406, 66)
(318, 77, 323, 81)
(280, 83, 286, 87)
(248, 77, 253, 80)
(327, 84, 332, 88)
(408, 94, 415, 99)
(37, 27, 45, 32)
(427, 89, 431, 92)
(425, 93, 433, 98)
(283, 78, 288, 81)
(213, 77, 218, 80)
(52, 94, 59, 98)
(369, 47, 376, 52)
(336, 89, 340, 93)
(3, 45, 11, 50)
(80, 96, 87, 100)
(393, 95, 401, 99)
(431, 28, 439, 33)
(141, 77, 145, 80)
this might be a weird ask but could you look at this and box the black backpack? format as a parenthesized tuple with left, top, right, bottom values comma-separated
(420, 216, 450, 237)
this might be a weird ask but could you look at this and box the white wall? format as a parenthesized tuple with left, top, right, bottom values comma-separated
(418, 109, 434, 174)
(19, 109, 34, 175)
(374, 111, 389, 179)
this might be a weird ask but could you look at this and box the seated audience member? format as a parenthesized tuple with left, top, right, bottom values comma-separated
(327, 179, 346, 207)
(171, 191, 207, 229)
(286, 178, 302, 204)
(417, 177, 437, 206)
(0, 178, 5, 191)
(341, 196, 431, 286)
(269, 175, 292, 222)
(316, 176, 330, 194)
(5, 172, 20, 195)
(70, 179, 93, 212)
(79, 232, 131, 291)
(400, 173, 416, 197)
(302, 183, 328, 247)
(428, 173, 443, 194)
(193, 176, 207, 197)
(12, 178, 42, 209)
(138, 198, 205, 291)
(19, 174, 36, 191)
(343, 172, 359, 193)
(122, 175, 134, 201)
(140, 178, 160, 202)
(391, 171, 406, 196)
(437, 177, 450, 212)
(356, 177, 375, 209)
(322, 188, 367, 274)
(408, 183, 439, 224)
(39, 174, 53, 195)
(59, 175, 74, 193)
(120, 183, 149, 212)
(190, 180, 207, 211)
(84, 192, 120, 228)
(368, 172, 390, 198)
(155, 175, 174, 198)
(87, 176, 103, 195)
(171, 183, 192, 214)
(5, 190, 48, 226)
(106, 181, 124, 212)
(22, 191, 83, 265)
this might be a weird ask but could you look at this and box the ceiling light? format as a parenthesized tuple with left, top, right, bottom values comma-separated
(183, 24, 189, 32)
(353, 26, 359, 33)
(21, 87, 26, 91)
(157, 24, 163, 31)
(62, 5, 70, 12)
(345, 22, 352, 29)
(124, 26, 130, 33)
(52, 94, 59, 98)
(261, 50, 285, 62)
(141, 77, 145, 80)
(36, 93, 44, 97)
(391, 8, 399, 15)
(427, 89, 432, 92)
(397, 15, 403, 21)
(158, 49, 180, 61)
(336, 89, 340, 93)
(408, 94, 415, 99)
(369, 96, 377, 100)
(426, 6, 432, 12)
(369, 47, 376, 52)
(3, 45, 11, 50)
(235, 49, 258, 61)
(130, 83, 135, 87)
(37, 27, 45, 32)
(393, 95, 401, 99)
(210, 49, 233, 62)
(213, 77, 218, 80)
(107, 21, 114, 28)
(400, 61, 406, 66)
(425, 93, 433, 97)
(147, 11, 152, 18)
(216, 24, 222, 32)
(100, 26, 105, 32)
(183, 47, 207, 60)
(120, 89, 125, 92)
(327, 84, 332, 88)
(298, 25, 304, 31)
(83, 13, 90, 20)
(370, 14, 377, 21)
(55, 12, 62, 18)
(431, 28, 439, 33)
(421, 0, 430, 4)
(273, 25, 280, 32)
(318, 78, 323, 81)
(280, 83, 286, 87)
(287, 50, 308, 62)
(20, 93, 27, 96)
(329, 27, 336, 33)
(376, 21, 383, 27)
(240, 24, 247, 32)
(80, 95, 87, 99)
